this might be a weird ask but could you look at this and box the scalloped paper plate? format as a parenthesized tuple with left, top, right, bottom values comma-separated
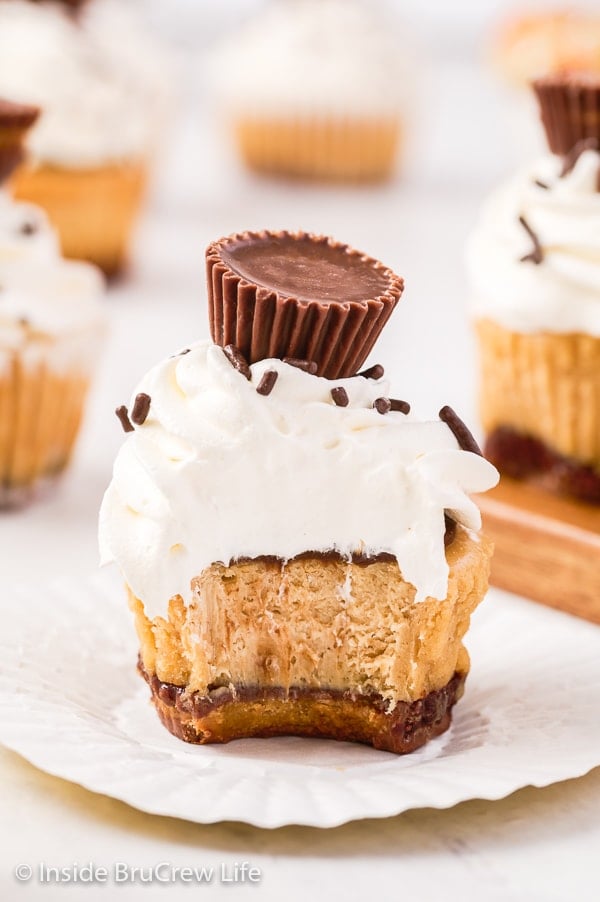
(2, 569, 600, 828)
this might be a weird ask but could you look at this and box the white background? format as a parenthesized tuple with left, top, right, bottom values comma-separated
(1, 1, 599, 900)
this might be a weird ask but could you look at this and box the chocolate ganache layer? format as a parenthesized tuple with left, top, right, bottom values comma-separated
(485, 426, 600, 504)
(139, 660, 466, 754)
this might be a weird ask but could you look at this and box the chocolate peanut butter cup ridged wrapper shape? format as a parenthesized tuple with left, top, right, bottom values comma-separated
(0, 99, 39, 185)
(206, 230, 404, 378)
(32, 1, 88, 6)
(533, 73, 600, 155)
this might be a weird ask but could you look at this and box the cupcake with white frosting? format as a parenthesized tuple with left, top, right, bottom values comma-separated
(0, 98, 106, 507)
(0, 0, 169, 274)
(99, 230, 498, 754)
(467, 74, 600, 503)
(211, 0, 411, 183)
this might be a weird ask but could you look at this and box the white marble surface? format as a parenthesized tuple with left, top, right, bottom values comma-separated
(1, 55, 599, 902)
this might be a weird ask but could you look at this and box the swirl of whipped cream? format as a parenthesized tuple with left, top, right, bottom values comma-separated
(211, 0, 413, 117)
(467, 148, 600, 335)
(0, 0, 170, 166)
(99, 342, 498, 619)
(0, 191, 105, 349)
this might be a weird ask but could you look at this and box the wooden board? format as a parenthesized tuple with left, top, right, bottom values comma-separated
(476, 477, 600, 625)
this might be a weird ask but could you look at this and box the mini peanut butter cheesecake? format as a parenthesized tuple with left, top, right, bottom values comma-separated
(0, 0, 168, 275)
(100, 231, 498, 753)
(0, 98, 106, 507)
(467, 74, 600, 503)
(211, 0, 410, 183)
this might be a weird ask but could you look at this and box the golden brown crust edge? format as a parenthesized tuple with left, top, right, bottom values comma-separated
(140, 663, 466, 754)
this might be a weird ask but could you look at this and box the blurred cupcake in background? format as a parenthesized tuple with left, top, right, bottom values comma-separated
(0, 0, 171, 275)
(492, 10, 600, 86)
(210, 0, 412, 183)
(490, 9, 600, 155)
(0, 98, 107, 508)
(466, 74, 600, 504)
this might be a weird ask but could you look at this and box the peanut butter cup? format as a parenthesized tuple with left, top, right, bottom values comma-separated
(206, 230, 404, 378)
(29, 0, 88, 9)
(533, 72, 600, 157)
(0, 98, 40, 185)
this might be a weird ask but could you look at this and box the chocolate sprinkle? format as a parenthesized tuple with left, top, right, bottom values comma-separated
(282, 357, 318, 375)
(533, 179, 549, 190)
(518, 215, 544, 265)
(560, 137, 599, 178)
(390, 399, 410, 414)
(331, 386, 349, 407)
(115, 405, 134, 433)
(374, 397, 392, 415)
(439, 405, 482, 456)
(256, 370, 278, 396)
(131, 392, 151, 426)
(357, 364, 384, 380)
(223, 344, 251, 381)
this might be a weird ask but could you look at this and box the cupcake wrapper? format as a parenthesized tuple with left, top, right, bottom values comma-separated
(533, 76, 600, 155)
(10, 162, 147, 276)
(0, 329, 104, 509)
(233, 115, 401, 183)
(206, 230, 403, 379)
(476, 318, 600, 467)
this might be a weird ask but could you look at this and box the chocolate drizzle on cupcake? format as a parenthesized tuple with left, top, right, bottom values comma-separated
(131, 393, 151, 426)
(223, 344, 252, 380)
(373, 397, 392, 415)
(439, 406, 482, 456)
(518, 215, 544, 264)
(115, 405, 134, 434)
(256, 370, 278, 396)
(356, 363, 384, 379)
(282, 357, 318, 374)
(373, 397, 410, 415)
(331, 386, 349, 407)
(206, 230, 404, 379)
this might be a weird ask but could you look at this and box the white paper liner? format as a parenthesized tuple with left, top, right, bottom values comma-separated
(2, 568, 600, 828)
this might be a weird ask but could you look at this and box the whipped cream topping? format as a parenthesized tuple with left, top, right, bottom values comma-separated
(99, 342, 498, 619)
(0, 191, 59, 264)
(211, 0, 412, 117)
(0, 190, 105, 349)
(0, 0, 170, 166)
(467, 148, 600, 335)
